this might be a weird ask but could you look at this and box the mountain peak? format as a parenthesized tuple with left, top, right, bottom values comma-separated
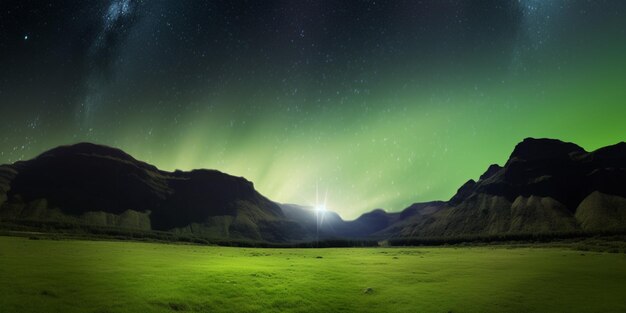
(365, 208, 387, 215)
(449, 179, 476, 204)
(34, 142, 158, 172)
(591, 141, 626, 158)
(3, 142, 292, 241)
(508, 138, 585, 162)
(38, 142, 136, 161)
(479, 164, 502, 181)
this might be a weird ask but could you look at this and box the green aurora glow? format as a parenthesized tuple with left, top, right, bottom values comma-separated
(1, 1, 625, 219)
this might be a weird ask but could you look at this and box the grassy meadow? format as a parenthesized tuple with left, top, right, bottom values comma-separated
(1, 236, 625, 313)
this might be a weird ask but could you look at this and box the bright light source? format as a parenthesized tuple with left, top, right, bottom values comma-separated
(315, 182, 328, 213)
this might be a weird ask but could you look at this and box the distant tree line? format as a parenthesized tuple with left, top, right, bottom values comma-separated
(2, 219, 625, 248)
(0, 220, 379, 248)
(388, 230, 626, 246)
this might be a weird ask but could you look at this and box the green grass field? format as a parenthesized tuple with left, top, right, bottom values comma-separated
(1, 236, 625, 313)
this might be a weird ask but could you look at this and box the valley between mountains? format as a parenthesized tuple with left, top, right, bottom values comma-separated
(1, 138, 625, 243)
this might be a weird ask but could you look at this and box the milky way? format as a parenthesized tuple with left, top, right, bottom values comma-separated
(1, 1, 625, 218)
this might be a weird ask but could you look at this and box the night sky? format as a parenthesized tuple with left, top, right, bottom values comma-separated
(1, 1, 625, 219)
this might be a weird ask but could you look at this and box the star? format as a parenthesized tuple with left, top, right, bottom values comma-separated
(1, 1, 625, 219)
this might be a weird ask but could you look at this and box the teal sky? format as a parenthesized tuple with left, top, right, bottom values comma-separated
(1, 1, 625, 219)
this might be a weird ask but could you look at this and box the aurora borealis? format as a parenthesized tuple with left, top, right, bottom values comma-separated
(1, 1, 625, 219)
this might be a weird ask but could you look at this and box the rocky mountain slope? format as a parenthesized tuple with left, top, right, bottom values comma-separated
(1, 138, 625, 243)
(370, 138, 626, 238)
(279, 204, 402, 240)
(0, 143, 302, 242)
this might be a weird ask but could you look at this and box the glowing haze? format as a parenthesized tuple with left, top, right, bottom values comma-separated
(1, 1, 625, 219)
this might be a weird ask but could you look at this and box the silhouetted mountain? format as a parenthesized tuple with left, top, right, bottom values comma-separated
(338, 209, 400, 238)
(278, 204, 398, 239)
(1, 138, 625, 243)
(0, 143, 302, 242)
(379, 138, 626, 237)
(279, 203, 347, 239)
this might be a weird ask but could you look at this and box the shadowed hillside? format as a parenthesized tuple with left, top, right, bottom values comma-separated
(371, 138, 626, 238)
(1, 138, 626, 243)
(0, 143, 302, 242)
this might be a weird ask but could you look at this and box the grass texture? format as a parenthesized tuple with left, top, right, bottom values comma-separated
(1, 236, 625, 313)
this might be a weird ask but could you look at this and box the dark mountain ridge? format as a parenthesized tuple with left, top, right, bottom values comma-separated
(0, 143, 300, 242)
(1, 138, 625, 243)
(372, 138, 626, 238)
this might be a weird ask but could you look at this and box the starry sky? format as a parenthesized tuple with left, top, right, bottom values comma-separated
(1, 1, 626, 219)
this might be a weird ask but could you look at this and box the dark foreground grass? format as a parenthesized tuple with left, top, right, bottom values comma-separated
(1, 236, 625, 313)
